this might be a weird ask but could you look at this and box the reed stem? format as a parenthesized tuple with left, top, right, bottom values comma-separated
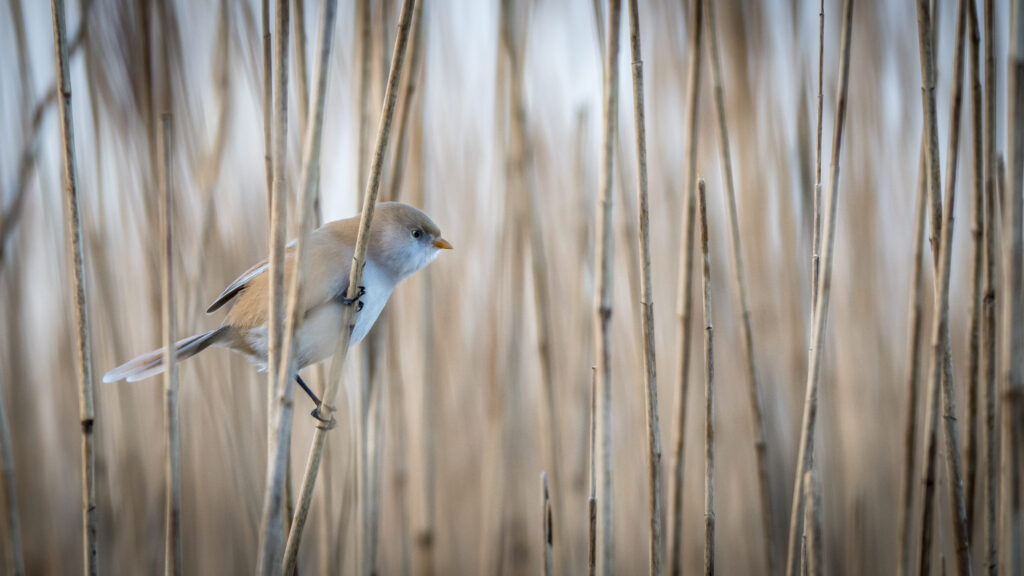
(696, 181, 714, 576)
(783, 0, 853, 573)
(50, 0, 98, 571)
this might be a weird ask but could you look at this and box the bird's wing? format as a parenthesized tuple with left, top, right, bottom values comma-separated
(205, 238, 297, 314)
(217, 230, 356, 328)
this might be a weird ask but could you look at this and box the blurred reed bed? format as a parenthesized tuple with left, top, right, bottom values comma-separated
(0, 0, 1022, 574)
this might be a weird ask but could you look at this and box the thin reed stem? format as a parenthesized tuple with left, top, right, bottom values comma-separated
(284, 2, 416, 571)
(1002, 0, 1024, 572)
(542, 472, 553, 576)
(0, 363, 21, 576)
(668, 1, 704, 573)
(982, 1, 998, 573)
(783, 0, 853, 573)
(898, 139, 931, 576)
(386, 0, 425, 203)
(262, 0, 273, 216)
(696, 181, 715, 576)
(269, 1, 339, 573)
(811, 0, 824, 313)
(625, 1, 664, 574)
(705, 2, 773, 572)
(965, 0, 984, 537)
(588, 366, 598, 576)
(803, 470, 821, 576)
(595, 1, 621, 573)
(50, 0, 98, 571)
(917, 1, 973, 573)
(356, 0, 371, 198)
(255, 0, 292, 570)
(158, 114, 182, 576)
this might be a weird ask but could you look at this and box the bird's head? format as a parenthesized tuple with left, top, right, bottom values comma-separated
(370, 202, 453, 279)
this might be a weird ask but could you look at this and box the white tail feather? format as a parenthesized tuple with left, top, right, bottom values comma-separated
(102, 328, 225, 383)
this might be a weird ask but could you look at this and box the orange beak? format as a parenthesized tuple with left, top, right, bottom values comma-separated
(433, 237, 453, 250)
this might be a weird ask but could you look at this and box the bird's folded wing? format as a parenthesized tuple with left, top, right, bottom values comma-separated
(206, 232, 353, 324)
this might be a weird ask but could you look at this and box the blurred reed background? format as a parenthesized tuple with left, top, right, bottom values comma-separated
(0, 0, 1022, 574)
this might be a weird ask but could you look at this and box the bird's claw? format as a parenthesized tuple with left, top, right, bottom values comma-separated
(341, 285, 366, 309)
(311, 406, 337, 430)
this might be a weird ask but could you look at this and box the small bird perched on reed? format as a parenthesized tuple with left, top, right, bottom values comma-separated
(103, 202, 452, 417)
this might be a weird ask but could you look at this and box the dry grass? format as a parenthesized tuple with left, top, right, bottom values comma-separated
(2, 1, 1024, 574)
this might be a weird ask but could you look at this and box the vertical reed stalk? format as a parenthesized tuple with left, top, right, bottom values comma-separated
(499, 3, 566, 570)
(293, 0, 309, 140)
(0, 363, 21, 576)
(965, 0, 984, 538)
(50, 0, 97, 571)
(783, 0, 853, 573)
(594, 1, 621, 573)
(811, 0, 824, 312)
(982, 1, 998, 573)
(1002, 0, 1024, 572)
(705, 2, 773, 572)
(918, 0, 944, 266)
(255, 0, 291, 569)
(588, 366, 598, 576)
(696, 181, 715, 576)
(263, 0, 273, 215)
(283, 2, 415, 571)
(917, 1, 973, 573)
(356, 0, 372, 198)
(265, 0, 338, 572)
(386, 0, 425, 202)
(158, 114, 182, 576)
(625, 1, 664, 574)
(803, 470, 821, 576)
(668, 1, 703, 573)
(542, 472, 553, 576)
(899, 143, 931, 576)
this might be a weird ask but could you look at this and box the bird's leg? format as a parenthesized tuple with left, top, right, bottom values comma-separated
(297, 374, 336, 429)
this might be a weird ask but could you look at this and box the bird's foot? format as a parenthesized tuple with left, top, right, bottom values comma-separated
(311, 405, 337, 430)
(340, 285, 367, 310)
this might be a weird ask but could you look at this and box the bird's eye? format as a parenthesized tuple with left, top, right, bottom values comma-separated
(411, 229, 422, 239)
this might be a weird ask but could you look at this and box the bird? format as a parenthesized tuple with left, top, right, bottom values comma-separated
(103, 202, 452, 419)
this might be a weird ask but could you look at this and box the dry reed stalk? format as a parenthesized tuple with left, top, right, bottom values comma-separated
(965, 0, 985, 538)
(255, 0, 292, 570)
(918, 0, 943, 267)
(782, 0, 853, 573)
(283, 2, 416, 571)
(917, 0, 973, 573)
(262, 0, 339, 572)
(588, 366, 597, 576)
(811, 0, 824, 312)
(498, 4, 566, 569)
(386, 0, 425, 203)
(802, 470, 821, 576)
(704, 2, 773, 572)
(294, 0, 309, 140)
(982, 2, 998, 573)
(899, 144, 931, 576)
(696, 181, 715, 576)
(356, 0, 372, 199)
(626, 0, 664, 573)
(158, 114, 182, 576)
(542, 472, 553, 576)
(1002, 0, 1024, 572)
(263, 0, 273, 215)
(0, 364, 22, 576)
(594, 0, 621, 573)
(668, 1, 703, 573)
(51, 0, 98, 571)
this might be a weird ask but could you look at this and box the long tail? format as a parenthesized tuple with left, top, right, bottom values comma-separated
(102, 328, 227, 383)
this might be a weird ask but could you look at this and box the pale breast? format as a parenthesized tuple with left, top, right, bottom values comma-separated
(349, 261, 394, 345)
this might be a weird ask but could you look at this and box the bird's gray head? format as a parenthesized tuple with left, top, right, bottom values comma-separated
(369, 202, 453, 279)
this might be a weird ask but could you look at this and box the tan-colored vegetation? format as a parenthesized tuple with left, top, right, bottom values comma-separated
(3, 0, 1024, 574)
